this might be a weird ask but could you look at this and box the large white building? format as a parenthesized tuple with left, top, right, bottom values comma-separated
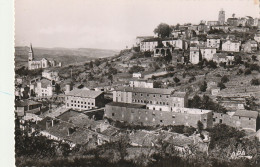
(65, 89, 104, 111)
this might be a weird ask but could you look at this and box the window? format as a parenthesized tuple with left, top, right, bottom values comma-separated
(140, 93, 143, 96)
(112, 113, 115, 116)
(92, 103, 94, 105)
(153, 107, 155, 110)
(160, 95, 162, 97)
(78, 101, 80, 103)
(84, 102, 86, 104)
(172, 115, 175, 118)
(147, 94, 149, 97)
(67, 103, 69, 107)
(88, 102, 90, 105)
(159, 108, 162, 111)
(213, 118, 216, 122)
(78, 105, 80, 107)
(85, 106, 87, 108)
(81, 105, 83, 108)
(71, 100, 73, 102)
(152, 112, 155, 116)
(81, 102, 83, 104)
(163, 102, 165, 105)
(160, 120, 163, 123)
(153, 95, 155, 97)
(219, 119, 222, 123)
(71, 104, 73, 106)
(74, 101, 76, 103)
(166, 102, 169, 105)
(166, 96, 169, 98)
(249, 118, 251, 120)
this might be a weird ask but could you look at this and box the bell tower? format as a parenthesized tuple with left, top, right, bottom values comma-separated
(218, 9, 225, 25)
(28, 43, 34, 61)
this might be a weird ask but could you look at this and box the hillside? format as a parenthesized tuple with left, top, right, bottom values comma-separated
(15, 46, 119, 69)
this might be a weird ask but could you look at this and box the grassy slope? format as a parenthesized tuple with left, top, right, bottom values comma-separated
(15, 46, 119, 69)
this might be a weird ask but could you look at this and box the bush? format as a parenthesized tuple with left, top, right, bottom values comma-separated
(128, 65, 144, 74)
(251, 78, 260, 85)
(217, 82, 226, 90)
(244, 68, 251, 75)
(221, 75, 229, 83)
(200, 81, 207, 92)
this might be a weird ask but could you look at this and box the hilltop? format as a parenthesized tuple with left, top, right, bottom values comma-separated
(15, 46, 119, 69)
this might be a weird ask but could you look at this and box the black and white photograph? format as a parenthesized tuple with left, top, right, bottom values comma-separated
(3, 0, 260, 166)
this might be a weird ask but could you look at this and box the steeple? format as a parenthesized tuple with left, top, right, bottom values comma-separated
(28, 43, 34, 61)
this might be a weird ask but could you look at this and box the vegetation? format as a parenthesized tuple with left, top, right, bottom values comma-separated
(251, 78, 260, 86)
(129, 65, 145, 74)
(188, 95, 227, 113)
(154, 23, 173, 38)
(200, 81, 207, 92)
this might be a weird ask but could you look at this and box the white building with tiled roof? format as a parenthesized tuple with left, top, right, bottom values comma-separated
(65, 89, 105, 111)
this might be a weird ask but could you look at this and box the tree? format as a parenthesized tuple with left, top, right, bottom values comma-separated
(197, 120, 204, 132)
(108, 67, 117, 75)
(154, 81, 162, 88)
(94, 59, 101, 66)
(244, 68, 251, 75)
(154, 23, 173, 38)
(173, 77, 180, 83)
(206, 60, 217, 68)
(252, 55, 257, 61)
(129, 65, 144, 74)
(200, 81, 207, 92)
(89, 61, 94, 69)
(221, 75, 229, 83)
(55, 83, 61, 94)
(234, 55, 242, 65)
(115, 134, 130, 161)
(217, 82, 226, 90)
(237, 69, 243, 75)
(251, 78, 260, 85)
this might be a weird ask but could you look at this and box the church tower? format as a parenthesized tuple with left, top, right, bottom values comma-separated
(28, 43, 34, 61)
(218, 9, 225, 25)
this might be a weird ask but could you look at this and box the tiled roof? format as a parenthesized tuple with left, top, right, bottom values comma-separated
(66, 89, 103, 98)
(106, 102, 146, 109)
(207, 35, 220, 39)
(15, 99, 42, 107)
(115, 87, 175, 95)
(39, 78, 52, 88)
(233, 110, 259, 119)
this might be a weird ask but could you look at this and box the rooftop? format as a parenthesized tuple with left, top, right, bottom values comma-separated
(233, 110, 259, 119)
(106, 102, 146, 109)
(66, 89, 103, 98)
(15, 99, 42, 107)
(115, 87, 175, 95)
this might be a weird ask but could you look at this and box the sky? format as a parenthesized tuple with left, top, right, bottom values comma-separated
(15, 0, 259, 50)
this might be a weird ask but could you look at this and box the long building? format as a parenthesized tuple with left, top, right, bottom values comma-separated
(112, 87, 188, 111)
(105, 102, 213, 128)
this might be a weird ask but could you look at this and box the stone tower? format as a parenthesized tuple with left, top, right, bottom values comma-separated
(218, 9, 225, 25)
(28, 43, 34, 61)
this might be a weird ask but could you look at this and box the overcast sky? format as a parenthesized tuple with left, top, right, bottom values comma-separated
(15, 0, 259, 50)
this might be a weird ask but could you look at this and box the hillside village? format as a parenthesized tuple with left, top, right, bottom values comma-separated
(15, 10, 260, 166)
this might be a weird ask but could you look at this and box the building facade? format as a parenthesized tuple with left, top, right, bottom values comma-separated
(221, 40, 241, 52)
(218, 9, 225, 25)
(189, 48, 201, 64)
(65, 89, 105, 111)
(206, 36, 221, 49)
(140, 39, 159, 51)
(105, 102, 213, 129)
(129, 79, 154, 88)
(112, 87, 188, 111)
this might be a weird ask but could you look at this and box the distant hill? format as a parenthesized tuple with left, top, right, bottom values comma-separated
(15, 46, 119, 69)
